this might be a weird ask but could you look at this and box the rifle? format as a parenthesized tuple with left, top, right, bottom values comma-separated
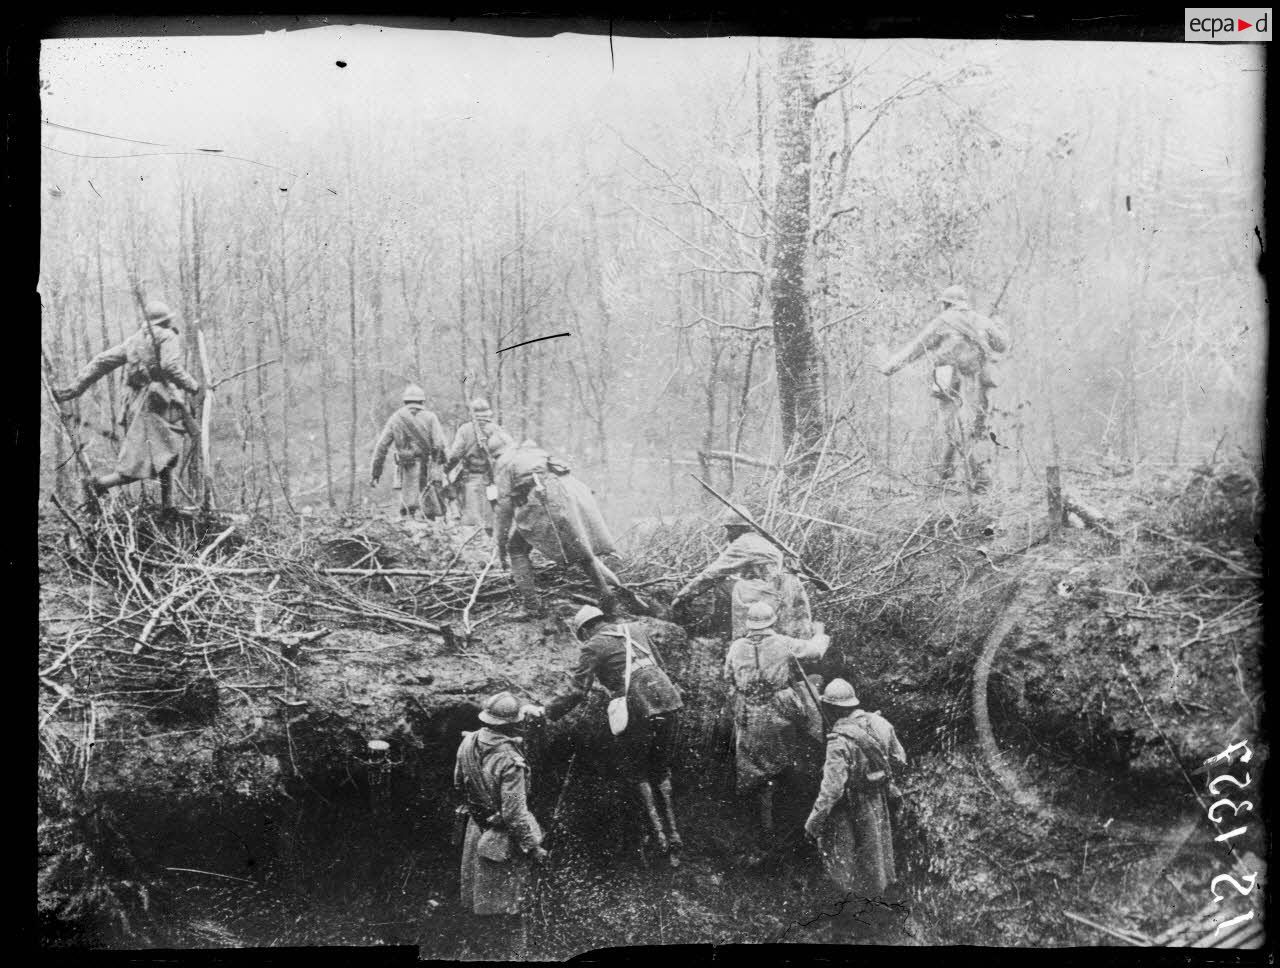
(789, 652, 832, 738)
(690, 475, 832, 592)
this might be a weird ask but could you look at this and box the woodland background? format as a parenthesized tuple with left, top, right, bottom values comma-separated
(38, 30, 1267, 520)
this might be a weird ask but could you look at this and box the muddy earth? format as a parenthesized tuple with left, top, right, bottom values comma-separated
(37, 465, 1265, 954)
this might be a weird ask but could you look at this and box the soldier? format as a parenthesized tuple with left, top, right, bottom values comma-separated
(525, 606, 684, 865)
(723, 601, 830, 843)
(53, 300, 202, 511)
(454, 691, 548, 960)
(493, 440, 634, 617)
(804, 678, 907, 937)
(879, 284, 1010, 493)
(671, 509, 814, 639)
(445, 397, 515, 534)
(369, 384, 448, 519)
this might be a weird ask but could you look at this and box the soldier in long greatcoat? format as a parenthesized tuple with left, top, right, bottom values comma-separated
(493, 440, 629, 616)
(454, 691, 548, 959)
(804, 678, 907, 930)
(672, 510, 814, 639)
(724, 601, 830, 840)
(53, 300, 202, 510)
(880, 284, 1010, 492)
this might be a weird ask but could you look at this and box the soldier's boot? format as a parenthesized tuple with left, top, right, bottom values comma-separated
(635, 781, 668, 854)
(159, 468, 173, 511)
(656, 777, 683, 862)
(81, 477, 104, 516)
(758, 782, 776, 837)
(510, 553, 545, 617)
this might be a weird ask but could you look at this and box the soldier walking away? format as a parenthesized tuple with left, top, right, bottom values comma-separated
(723, 601, 830, 850)
(445, 397, 515, 534)
(454, 691, 548, 960)
(493, 440, 634, 617)
(53, 300, 202, 512)
(369, 384, 448, 520)
(672, 508, 814, 638)
(803, 679, 907, 941)
(879, 284, 1010, 493)
(525, 606, 685, 866)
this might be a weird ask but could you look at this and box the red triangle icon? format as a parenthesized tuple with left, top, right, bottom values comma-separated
(1238, 18, 1253, 29)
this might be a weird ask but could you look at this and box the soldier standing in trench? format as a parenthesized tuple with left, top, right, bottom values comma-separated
(454, 691, 549, 960)
(53, 299, 202, 512)
(723, 601, 830, 857)
(369, 384, 448, 520)
(803, 678, 907, 941)
(671, 508, 814, 639)
(879, 284, 1010, 493)
(523, 606, 685, 866)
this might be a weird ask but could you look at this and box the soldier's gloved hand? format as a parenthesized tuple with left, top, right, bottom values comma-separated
(804, 817, 822, 842)
(520, 704, 546, 720)
(530, 845, 550, 865)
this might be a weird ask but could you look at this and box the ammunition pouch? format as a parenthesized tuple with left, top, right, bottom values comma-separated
(476, 826, 514, 863)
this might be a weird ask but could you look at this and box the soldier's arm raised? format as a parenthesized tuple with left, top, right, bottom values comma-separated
(56, 340, 128, 400)
(545, 646, 596, 720)
(881, 316, 944, 376)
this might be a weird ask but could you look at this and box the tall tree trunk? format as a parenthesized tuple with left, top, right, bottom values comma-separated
(275, 203, 293, 504)
(93, 216, 118, 430)
(769, 37, 825, 468)
(347, 213, 359, 505)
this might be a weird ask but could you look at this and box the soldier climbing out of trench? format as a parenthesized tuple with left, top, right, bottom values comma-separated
(53, 299, 203, 512)
(523, 605, 685, 867)
(454, 691, 549, 960)
(671, 507, 814, 639)
(723, 600, 830, 857)
(804, 678, 907, 940)
(493, 438, 645, 617)
(369, 384, 448, 520)
(878, 284, 1010, 493)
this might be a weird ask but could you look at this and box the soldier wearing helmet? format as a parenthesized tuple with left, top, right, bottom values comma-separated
(369, 383, 448, 519)
(524, 606, 685, 865)
(672, 507, 814, 639)
(722, 601, 831, 845)
(453, 690, 548, 958)
(445, 396, 515, 534)
(492, 440, 636, 617)
(878, 284, 1011, 493)
(54, 299, 202, 511)
(804, 678, 907, 933)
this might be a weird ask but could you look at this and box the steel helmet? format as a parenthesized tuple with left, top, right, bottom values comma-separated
(821, 678, 860, 708)
(572, 605, 606, 637)
(938, 285, 969, 308)
(144, 300, 176, 326)
(479, 691, 524, 725)
(402, 384, 426, 404)
(469, 397, 494, 417)
(745, 601, 777, 630)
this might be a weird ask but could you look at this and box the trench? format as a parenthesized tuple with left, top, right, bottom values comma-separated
(53, 603, 1231, 956)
